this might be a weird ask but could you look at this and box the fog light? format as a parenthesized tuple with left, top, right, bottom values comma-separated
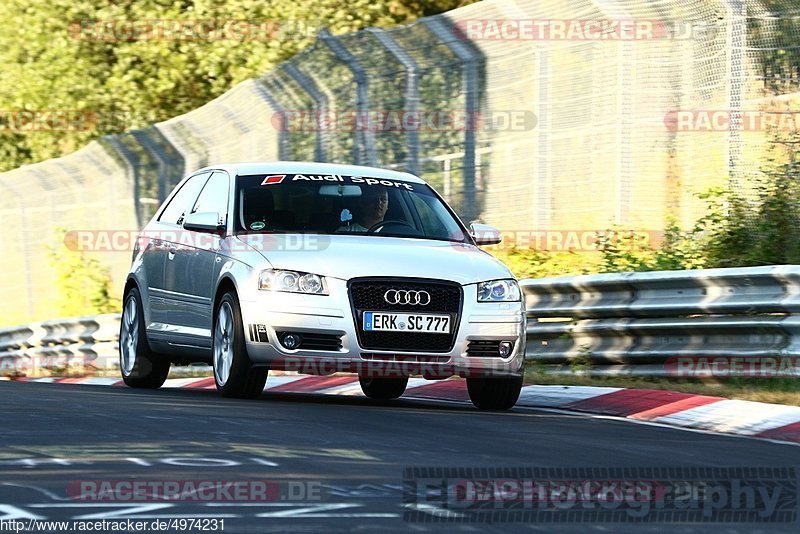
(498, 341, 513, 357)
(281, 333, 302, 350)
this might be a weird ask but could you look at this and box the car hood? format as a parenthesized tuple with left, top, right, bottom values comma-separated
(235, 234, 514, 285)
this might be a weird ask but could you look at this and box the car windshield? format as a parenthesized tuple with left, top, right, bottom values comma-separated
(234, 173, 469, 243)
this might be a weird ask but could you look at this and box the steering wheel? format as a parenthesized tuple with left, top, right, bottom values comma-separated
(368, 220, 421, 236)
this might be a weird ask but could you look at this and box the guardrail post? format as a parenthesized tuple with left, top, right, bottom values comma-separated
(319, 28, 377, 167)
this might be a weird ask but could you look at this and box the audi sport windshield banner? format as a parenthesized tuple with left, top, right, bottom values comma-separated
(254, 173, 416, 191)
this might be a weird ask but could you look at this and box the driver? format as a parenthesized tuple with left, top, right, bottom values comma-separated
(338, 186, 388, 232)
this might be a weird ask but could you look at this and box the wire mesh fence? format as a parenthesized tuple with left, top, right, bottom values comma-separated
(1, 0, 798, 325)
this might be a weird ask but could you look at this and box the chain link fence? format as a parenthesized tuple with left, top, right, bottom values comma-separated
(1, 0, 798, 325)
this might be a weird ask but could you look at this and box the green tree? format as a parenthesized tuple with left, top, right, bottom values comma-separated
(0, 0, 474, 172)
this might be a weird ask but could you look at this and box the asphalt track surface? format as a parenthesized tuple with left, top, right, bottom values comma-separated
(1, 381, 798, 533)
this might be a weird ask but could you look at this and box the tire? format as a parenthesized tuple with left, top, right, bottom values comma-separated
(213, 291, 268, 399)
(119, 287, 170, 389)
(466, 375, 523, 410)
(359, 376, 409, 400)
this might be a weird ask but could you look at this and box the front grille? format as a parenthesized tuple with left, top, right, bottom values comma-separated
(349, 278, 462, 352)
(275, 331, 342, 351)
(467, 340, 504, 357)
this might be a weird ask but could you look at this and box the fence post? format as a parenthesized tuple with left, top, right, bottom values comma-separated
(252, 79, 290, 161)
(423, 17, 480, 222)
(368, 28, 420, 176)
(131, 127, 184, 203)
(617, 41, 633, 224)
(726, 0, 745, 191)
(103, 136, 143, 228)
(540, 49, 551, 232)
(130, 131, 166, 207)
(260, 73, 314, 162)
(283, 64, 329, 162)
(319, 28, 377, 166)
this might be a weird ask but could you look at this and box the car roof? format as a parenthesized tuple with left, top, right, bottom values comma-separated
(198, 162, 426, 184)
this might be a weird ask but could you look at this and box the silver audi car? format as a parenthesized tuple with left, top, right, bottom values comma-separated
(119, 162, 526, 409)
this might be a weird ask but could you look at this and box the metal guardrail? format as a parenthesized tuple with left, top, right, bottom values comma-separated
(523, 265, 800, 377)
(0, 314, 120, 374)
(4, 266, 800, 378)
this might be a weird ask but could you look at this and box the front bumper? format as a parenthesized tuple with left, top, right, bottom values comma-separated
(239, 278, 526, 379)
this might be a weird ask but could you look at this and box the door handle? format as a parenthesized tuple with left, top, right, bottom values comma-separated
(168, 246, 177, 260)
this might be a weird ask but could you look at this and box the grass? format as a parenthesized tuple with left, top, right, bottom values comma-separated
(525, 365, 800, 407)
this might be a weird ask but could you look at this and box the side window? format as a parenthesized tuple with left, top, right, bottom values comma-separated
(191, 171, 230, 224)
(158, 172, 211, 225)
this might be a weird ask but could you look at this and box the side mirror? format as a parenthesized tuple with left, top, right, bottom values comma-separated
(183, 211, 225, 233)
(470, 223, 502, 246)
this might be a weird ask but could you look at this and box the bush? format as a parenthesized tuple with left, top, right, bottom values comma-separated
(491, 133, 800, 278)
(48, 228, 120, 317)
(487, 247, 602, 279)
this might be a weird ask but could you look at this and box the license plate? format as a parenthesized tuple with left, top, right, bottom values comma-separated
(363, 311, 450, 334)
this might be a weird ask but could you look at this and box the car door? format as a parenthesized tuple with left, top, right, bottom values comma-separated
(163, 170, 230, 346)
(145, 171, 211, 331)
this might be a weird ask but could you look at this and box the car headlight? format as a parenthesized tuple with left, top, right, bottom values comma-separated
(258, 269, 328, 295)
(477, 279, 521, 302)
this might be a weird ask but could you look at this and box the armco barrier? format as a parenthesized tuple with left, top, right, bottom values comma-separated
(4, 266, 800, 378)
(523, 265, 800, 377)
(0, 314, 120, 374)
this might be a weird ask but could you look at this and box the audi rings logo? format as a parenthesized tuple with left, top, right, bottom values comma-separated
(384, 289, 431, 306)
